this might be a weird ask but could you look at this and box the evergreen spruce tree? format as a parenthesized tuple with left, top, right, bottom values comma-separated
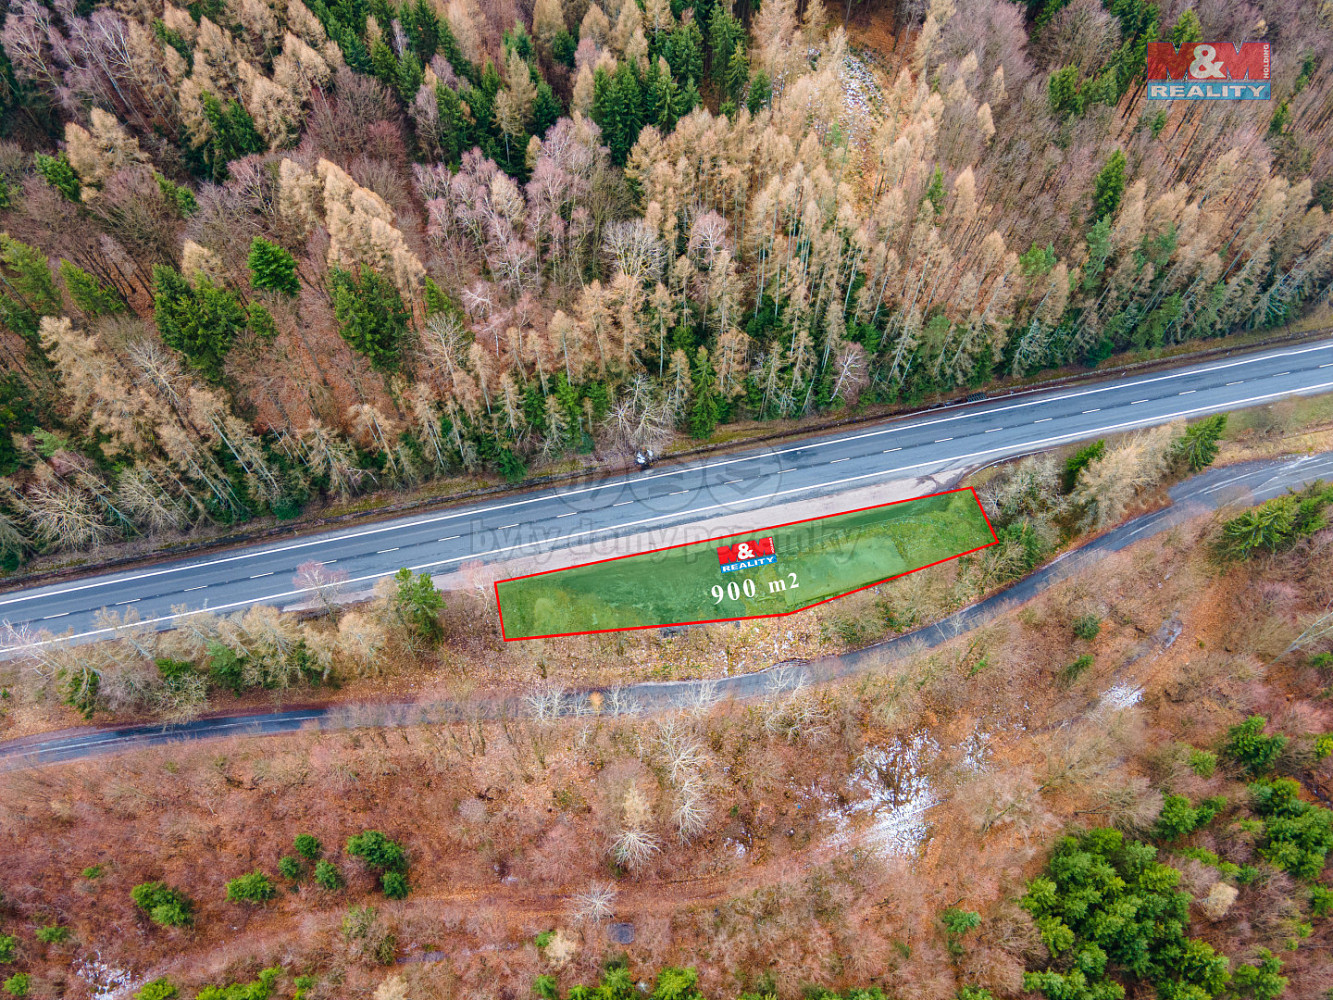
(199, 92, 265, 182)
(435, 84, 466, 166)
(247, 237, 300, 295)
(746, 69, 770, 114)
(59, 261, 124, 317)
(152, 265, 247, 382)
(329, 265, 409, 371)
(1093, 149, 1127, 222)
(724, 44, 749, 99)
(689, 346, 720, 439)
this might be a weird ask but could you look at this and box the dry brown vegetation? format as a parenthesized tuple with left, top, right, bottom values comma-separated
(1, 500, 1331, 998)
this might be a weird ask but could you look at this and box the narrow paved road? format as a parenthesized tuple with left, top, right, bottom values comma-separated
(3, 449, 1330, 769)
(2, 338, 1332, 652)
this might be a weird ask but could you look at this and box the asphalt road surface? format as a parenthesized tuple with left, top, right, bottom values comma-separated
(3, 448, 1329, 769)
(2, 337, 1332, 653)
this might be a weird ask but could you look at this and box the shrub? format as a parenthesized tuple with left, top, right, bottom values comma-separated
(1174, 414, 1227, 471)
(1153, 795, 1225, 842)
(130, 882, 193, 927)
(1217, 485, 1333, 560)
(940, 908, 981, 958)
(1062, 440, 1105, 492)
(532, 973, 559, 1000)
(1224, 715, 1288, 775)
(381, 871, 410, 900)
(0, 936, 14, 963)
(278, 857, 302, 881)
(35, 925, 69, 944)
(1021, 828, 1229, 1000)
(1249, 778, 1333, 881)
(81, 865, 104, 880)
(1188, 748, 1217, 778)
(195, 967, 281, 1000)
(346, 831, 407, 873)
(3, 973, 29, 998)
(1071, 614, 1102, 641)
(294, 834, 322, 861)
(342, 905, 396, 964)
(1059, 654, 1094, 686)
(225, 871, 277, 905)
(135, 980, 178, 1000)
(1230, 949, 1287, 1000)
(314, 860, 344, 891)
(1310, 884, 1333, 919)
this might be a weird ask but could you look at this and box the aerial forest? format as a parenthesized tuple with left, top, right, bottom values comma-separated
(0, 0, 1330, 566)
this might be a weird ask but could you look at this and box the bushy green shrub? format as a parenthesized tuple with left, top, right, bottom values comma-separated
(135, 979, 178, 1000)
(381, 871, 410, 900)
(226, 872, 277, 905)
(314, 860, 344, 891)
(34, 925, 69, 944)
(1309, 884, 1333, 919)
(0, 935, 14, 963)
(1230, 949, 1287, 1000)
(1071, 614, 1102, 641)
(346, 831, 407, 873)
(1059, 654, 1094, 686)
(81, 864, 104, 880)
(1224, 716, 1288, 775)
(1153, 794, 1226, 842)
(195, 966, 280, 1000)
(277, 857, 302, 881)
(3, 973, 29, 997)
(130, 882, 193, 927)
(1021, 828, 1230, 1000)
(294, 834, 322, 861)
(1249, 778, 1333, 881)
(1187, 748, 1217, 778)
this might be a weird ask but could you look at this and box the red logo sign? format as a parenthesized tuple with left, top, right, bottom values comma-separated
(718, 536, 775, 569)
(1146, 42, 1269, 81)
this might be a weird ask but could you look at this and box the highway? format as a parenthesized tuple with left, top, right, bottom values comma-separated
(4, 448, 1331, 768)
(1, 337, 1332, 652)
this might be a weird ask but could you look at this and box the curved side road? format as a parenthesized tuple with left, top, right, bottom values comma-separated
(3, 449, 1330, 771)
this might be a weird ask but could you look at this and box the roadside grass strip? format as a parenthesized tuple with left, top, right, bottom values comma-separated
(495, 488, 998, 639)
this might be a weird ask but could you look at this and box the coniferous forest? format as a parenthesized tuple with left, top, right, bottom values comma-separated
(0, 0, 1331, 567)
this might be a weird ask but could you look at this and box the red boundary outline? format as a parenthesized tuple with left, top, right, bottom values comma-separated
(493, 486, 999, 641)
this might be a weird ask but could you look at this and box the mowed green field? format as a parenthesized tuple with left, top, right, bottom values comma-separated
(496, 489, 996, 639)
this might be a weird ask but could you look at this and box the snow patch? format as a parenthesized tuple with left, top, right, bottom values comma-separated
(823, 732, 940, 857)
(1100, 683, 1143, 710)
(75, 955, 139, 1000)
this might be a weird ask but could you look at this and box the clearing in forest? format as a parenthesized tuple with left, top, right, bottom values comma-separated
(495, 488, 997, 639)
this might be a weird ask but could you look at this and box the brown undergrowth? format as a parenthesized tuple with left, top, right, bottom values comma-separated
(1, 510, 1330, 998)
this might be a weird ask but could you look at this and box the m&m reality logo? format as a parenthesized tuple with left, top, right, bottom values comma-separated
(717, 536, 776, 573)
(1145, 42, 1270, 100)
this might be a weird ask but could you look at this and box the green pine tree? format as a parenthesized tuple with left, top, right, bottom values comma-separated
(435, 83, 466, 165)
(1167, 9, 1202, 46)
(746, 69, 771, 114)
(329, 265, 409, 371)
(689, 346, 720, 440)
(59, 261, 124, 317)
(33, 151, 81, 201)
(1093, 149, 1127, 222)
(199, 92, 265, 182)
(152, 264, 247, 381)
(724, 44, 749, 100)
(247, 237, 300, 295)
(0, 235, 60, 341)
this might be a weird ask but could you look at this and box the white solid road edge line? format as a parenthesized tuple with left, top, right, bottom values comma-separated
(7, 376, 1333, 653)
(3, 340, 1329, 610)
